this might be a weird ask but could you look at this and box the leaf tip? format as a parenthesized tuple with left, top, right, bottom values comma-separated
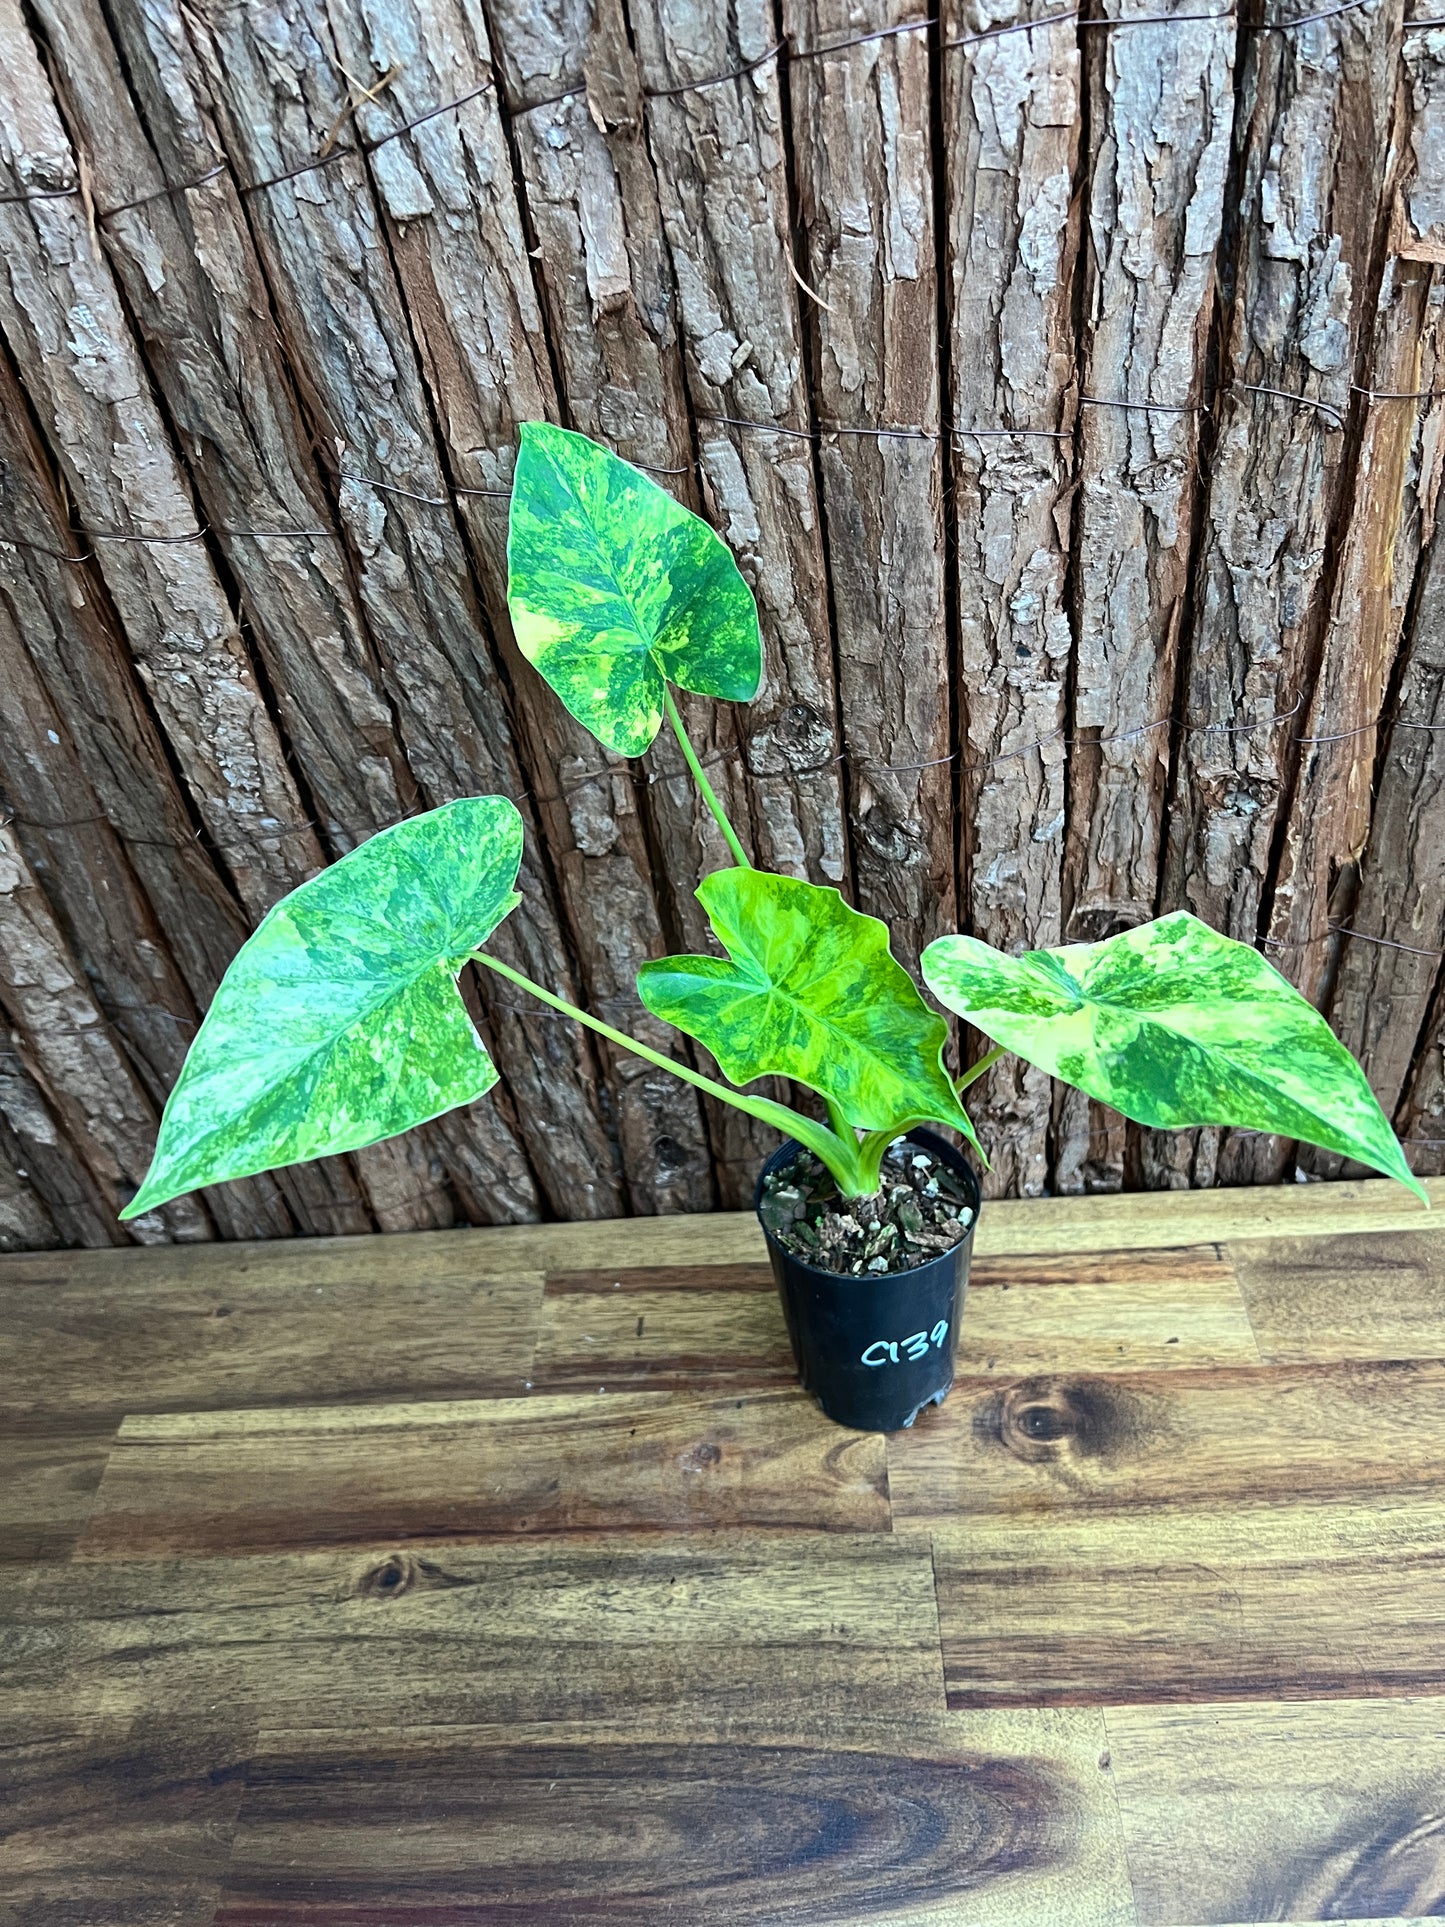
(117, 1173, 169, 1222)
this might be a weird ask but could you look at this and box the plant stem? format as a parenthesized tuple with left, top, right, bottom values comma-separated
(472, 950, 867, 1190)
(663, 686, 751, 869)
(956, 1044, 1007, 1094)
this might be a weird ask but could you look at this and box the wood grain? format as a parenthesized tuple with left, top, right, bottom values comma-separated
(1, 1715, 250, 1927)
(216, 1710, 1134, 1926)
(531, 1245, 1257, 1391)
(76, 1389, 888, 1555)
(0, 1173, 1435, 1318)
(960, 1245, 1259, 1374)
(888, 1357, 1445, 1522)
(5, 1184, 1445, 1921)
(0, 1434, 111, 1563)
(23, 1534, 945, 1732)
(1107, 1697, 1445, 1924)
(1232, 1227, 1445, 1361)
(0, 1243, 542, 1428)
(532, 1261, 795, 1392)
(933, 1497, 1445, 1707)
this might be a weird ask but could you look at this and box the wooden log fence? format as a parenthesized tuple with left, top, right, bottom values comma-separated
(0, 0, 1442, 1246)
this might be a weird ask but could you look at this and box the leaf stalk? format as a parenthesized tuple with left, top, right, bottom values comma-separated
(472, 949, 875, 1193)
(663, 686, 752, 869)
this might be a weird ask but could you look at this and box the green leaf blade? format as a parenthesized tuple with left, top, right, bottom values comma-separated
(922, 912, 1426, 1199)
(638, 869, 977, 1150)
(506, 422, 761, 756)
(122, 797, 526, 1218)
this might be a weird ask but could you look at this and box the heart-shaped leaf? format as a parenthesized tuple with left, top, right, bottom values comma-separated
(506, 421, 761, 757)
(922, 911, 1425, 1198)
(121, 797, 526, 1218)
(638, 869, 976, 1146)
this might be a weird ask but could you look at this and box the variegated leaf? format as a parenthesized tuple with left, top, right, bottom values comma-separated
(638, 868, 977, 1146)
(922, 912, 1425, 1198)
(122, 798, 525, 1218)
(506, 422, 761, 757)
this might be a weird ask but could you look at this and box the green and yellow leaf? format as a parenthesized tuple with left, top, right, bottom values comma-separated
(638, 868, 977, 1147)
(506, 421, 761, 757)
(921, 911, 1425, 1199)
(121, 798, 525, 1218)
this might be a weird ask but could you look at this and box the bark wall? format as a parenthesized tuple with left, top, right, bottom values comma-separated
(0, 0, 1441, 1247)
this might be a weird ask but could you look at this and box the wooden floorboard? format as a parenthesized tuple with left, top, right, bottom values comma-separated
(18, 1535, 947, 1734)
(0, 1248, 543, 1428)
(932, 1498, 1445, 1708)
(1105, 1698, 1445, 1924)
(887, 1357, 1445, 1521)
(2, 1182, 1444, 1923)
(0, 1432, 113, 1563)
(1232, 1228, 1445, 1362)
(215, 1712, 1135, 1926)
(75, 1389, 890, 1555)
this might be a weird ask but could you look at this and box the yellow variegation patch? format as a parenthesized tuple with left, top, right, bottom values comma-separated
(922, 912, 1425, 1199)
(639, 869, 977, 1148)
(122, 798, 525, 1218)
(506, 423, 761, 757)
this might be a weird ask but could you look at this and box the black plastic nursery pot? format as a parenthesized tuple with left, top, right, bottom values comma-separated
(755, 1127, 981, 1434)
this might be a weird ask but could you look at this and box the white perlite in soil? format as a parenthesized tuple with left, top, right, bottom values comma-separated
(759, 1139, 975, 1276)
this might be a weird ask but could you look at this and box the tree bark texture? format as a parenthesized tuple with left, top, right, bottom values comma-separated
(484, 0, 781, 1203)
(0, 355, 378, 1238)
(1319, 23, 1445, 1182)
(0, 0, 1441, 1245)
(314, 0, 717, 1215)
(623, 0, 850, 896)
(1148, 0, 1405, 1192)
(784, 0, 954, 977)
(1057, 0, 1236, 1194)
(943, 0, 1080, 1197)
(101, 0, 618, 1220)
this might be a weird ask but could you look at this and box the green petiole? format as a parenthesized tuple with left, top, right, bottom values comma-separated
(473, 949, 873, 1194)
(663, 686, 752, 870)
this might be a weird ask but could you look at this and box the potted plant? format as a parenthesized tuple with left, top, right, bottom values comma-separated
(123, 425, 1427, 1431)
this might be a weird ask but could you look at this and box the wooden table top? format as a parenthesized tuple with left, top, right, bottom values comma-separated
(4, 1175, 1445, 1926)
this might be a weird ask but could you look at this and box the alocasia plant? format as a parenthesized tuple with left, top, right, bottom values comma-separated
(123, 424, 1427, 1225)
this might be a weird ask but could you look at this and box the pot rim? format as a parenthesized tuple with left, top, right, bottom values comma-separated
(753, 1125, 981, 1288)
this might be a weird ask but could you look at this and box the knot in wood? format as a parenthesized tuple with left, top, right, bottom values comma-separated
(358, 1553, 468, 1600)
(976, 1375, 1146, 1465)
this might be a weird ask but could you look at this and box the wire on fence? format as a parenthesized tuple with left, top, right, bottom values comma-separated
(6, 345, 1444, 559)
(521, 0, 1388, 113)
(1, 13, 1441, 989)
(1, 0, 1427, 222)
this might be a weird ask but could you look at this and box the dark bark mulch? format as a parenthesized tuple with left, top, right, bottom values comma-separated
(758, 1138, 975, 1276)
